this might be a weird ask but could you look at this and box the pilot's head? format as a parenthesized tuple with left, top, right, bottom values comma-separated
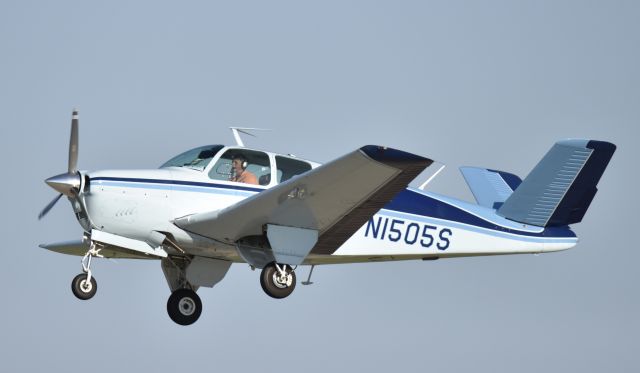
(231, 154, 248, 174)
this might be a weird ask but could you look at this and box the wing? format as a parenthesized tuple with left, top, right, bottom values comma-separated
(41, 229, 169, 259)
(40, 240, 157, 259)
(175, 145, 433, 260)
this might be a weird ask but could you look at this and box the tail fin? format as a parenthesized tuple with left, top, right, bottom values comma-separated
(460, 167, 522, 209)
(497, 139, 616, 227)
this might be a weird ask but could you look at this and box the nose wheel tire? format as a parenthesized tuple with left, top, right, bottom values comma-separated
(167, 289, 202, 326)
(71, 273, 97, 300)
(260, 263, 296, 299)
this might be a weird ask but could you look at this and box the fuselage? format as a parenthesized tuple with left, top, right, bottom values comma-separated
(78, 159, 578, 265)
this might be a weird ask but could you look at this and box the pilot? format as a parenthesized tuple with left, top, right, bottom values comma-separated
(230, 154, 258, 185)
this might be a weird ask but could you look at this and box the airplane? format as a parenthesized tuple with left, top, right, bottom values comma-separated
(39, 110, 616, 325)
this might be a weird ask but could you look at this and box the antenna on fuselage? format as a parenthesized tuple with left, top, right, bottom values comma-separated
(418, 164, 446, 190)
(229, 127, 271, 147)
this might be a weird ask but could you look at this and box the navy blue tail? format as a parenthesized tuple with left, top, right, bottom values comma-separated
(549, 140, 616, 226)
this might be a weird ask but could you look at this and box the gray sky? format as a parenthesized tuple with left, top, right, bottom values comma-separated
(1, 1, 638, 372)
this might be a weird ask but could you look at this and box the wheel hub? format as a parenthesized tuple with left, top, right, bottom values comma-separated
(272, 271, 293, 288)
(80, 279, 93, 293)
(178, 297, 196, 316)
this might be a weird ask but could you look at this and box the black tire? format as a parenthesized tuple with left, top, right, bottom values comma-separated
(71, 273, 97, 300)
(167, 289, 202, 326)
(260, 263, 296, 299)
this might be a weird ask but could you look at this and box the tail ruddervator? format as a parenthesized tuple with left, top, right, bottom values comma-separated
(496, 140, 616, 227)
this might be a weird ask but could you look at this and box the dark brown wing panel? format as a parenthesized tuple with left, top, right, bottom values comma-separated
(311, 146, 432, 254)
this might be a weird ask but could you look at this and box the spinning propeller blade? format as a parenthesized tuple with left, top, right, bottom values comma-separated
(38, 109, 81, 219)
(38, 194, 63, 220)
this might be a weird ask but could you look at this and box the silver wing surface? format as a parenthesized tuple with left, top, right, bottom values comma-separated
(40, 240, 156, 259)
(174, 146, 433, 259)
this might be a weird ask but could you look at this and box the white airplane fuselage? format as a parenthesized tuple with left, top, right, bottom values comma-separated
(79, 166, 578, 265)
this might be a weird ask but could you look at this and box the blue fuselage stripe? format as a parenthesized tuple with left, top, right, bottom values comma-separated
(91, 177, 264, 193)
(386, 189, 575, 238)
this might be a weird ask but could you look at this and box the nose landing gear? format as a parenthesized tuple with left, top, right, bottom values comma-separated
(71, 244, 103, 300)
(260, 262, 296, 299)
(71, 273, 97, 300)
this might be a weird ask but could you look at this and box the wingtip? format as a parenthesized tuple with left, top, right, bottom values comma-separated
(360, 145, 432, 166)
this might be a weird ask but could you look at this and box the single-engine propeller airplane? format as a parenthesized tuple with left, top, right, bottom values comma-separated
(39, 110, 616, 325)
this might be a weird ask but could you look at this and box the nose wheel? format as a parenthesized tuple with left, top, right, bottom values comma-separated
(71, 244, 102, 300)
(167, 289, 202, 325)
(71, 273, 97, 300)
(260, 263, 296, 299)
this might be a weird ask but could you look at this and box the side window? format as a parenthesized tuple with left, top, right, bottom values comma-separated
(276, 156, 312, 183)
(208, 149, 271, 186)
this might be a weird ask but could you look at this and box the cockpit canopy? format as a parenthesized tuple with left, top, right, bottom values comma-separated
(160, 144, 315, 187)
(160, 145, 224, 171)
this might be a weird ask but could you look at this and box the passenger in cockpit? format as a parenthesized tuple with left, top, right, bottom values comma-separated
(230, 154, 258, 185)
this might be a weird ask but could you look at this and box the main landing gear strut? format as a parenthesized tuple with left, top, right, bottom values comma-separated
(71, 244, 103, 300)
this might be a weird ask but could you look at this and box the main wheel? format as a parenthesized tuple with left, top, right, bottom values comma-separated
(71, 273, 97, 300)
(260, 263, 296, 299)
(167, 289, 202, 326)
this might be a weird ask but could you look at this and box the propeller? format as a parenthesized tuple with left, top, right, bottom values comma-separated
(38, 194, 63, 220)
(38, 109, 82, 220)
(68, 108, 78, 173)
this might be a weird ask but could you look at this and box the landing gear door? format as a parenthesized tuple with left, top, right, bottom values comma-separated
(267, 224, 318, 266)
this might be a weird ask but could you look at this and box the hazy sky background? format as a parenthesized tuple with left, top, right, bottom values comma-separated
(1, 1, 638, 372)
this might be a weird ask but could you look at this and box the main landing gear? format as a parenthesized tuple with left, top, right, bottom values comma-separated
(161, 257, 209, 326)
(260, 262, 296, 299)
(71, 245, 102, 300)
(167, 288, 202, 326)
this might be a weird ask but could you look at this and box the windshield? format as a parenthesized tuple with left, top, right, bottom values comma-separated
(160, 145, 224, 171)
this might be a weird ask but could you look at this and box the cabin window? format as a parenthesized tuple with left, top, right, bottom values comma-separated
(160, 145, 224, 171)
(275, 156, 312, 183)
(209, 149, 271, 186)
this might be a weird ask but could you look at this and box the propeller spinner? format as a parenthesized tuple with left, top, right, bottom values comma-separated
(38, 110, 82, 220)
